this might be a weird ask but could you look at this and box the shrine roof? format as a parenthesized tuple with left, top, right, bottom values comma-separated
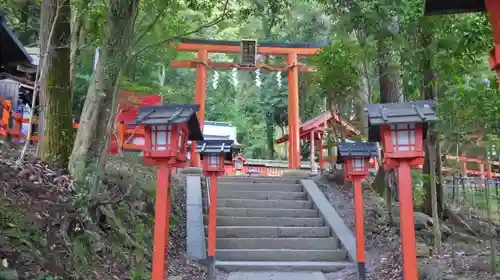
(275, 111, 361, 144)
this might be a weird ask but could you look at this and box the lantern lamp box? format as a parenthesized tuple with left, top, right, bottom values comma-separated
(337, 142, 379, 179)
(424, 0, 485, 15)
(365, 100, 438, 168)
(365, 100, 437, 143)
(196, 139, 234, 174)
(129, 104, 203, 164)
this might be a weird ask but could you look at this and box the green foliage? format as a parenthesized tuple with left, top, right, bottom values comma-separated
(311, 36, 362, 100)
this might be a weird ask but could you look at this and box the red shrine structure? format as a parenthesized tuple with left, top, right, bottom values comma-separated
(275, 110, 361, 169)
(170, 38, 330, 169)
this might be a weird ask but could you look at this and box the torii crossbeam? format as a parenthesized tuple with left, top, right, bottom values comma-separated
(171, 38, 329, 169)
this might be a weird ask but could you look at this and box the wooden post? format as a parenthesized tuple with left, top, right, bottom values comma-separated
(151, 164, 171, 280)
(287, 52, 300, 169)
(480, 160, 486, 188)
(460, 154, 467, 177)
(118, 121, 126, 149)
(397, 160, 419, 280)
(191, 49, 208, 167)
(310, 131, 316, 173)
(12, 113, 21, 142)
(1, 100, 11, 136)
(317, 133, 324, 170)
(353, 178, 366, 280)
(207, 175, 218, 258)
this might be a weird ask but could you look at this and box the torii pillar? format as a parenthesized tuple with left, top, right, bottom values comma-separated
(288, 52, 300, 169)
(190, 49, 208, 167)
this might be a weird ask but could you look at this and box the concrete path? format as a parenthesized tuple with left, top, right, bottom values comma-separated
(227, 271, 327, 280)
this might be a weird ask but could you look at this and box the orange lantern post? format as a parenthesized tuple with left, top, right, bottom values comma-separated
(366, 100, 438, 280)
(130, 104, 203, 280)
(337, 141, 379, 280)
(197, 139, 233, 277)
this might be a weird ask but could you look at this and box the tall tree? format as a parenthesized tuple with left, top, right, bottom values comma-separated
(38, 0, 74, 166)
(68, 0, 139, 181)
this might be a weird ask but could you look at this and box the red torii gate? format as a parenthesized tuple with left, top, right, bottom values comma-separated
(171, 38, 329, 169)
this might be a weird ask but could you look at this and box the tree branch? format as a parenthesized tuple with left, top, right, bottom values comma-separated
(131, 2, 169, 49)
(128, 0, 231, 62)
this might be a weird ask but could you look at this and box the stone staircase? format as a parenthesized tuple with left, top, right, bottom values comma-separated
(205, 176, 353, 272)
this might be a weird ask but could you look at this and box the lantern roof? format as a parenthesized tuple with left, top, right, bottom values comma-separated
(424, 0, 484, 16)
(196, 139, 234, 161)
(365, 100, 438, 126)
(129, 104, 203, 140)
(196, 139, 233, 154)
(338, 142, 379, 159)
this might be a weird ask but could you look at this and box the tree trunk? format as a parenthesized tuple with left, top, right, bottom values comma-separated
(420, 18, 444, 218)
(265, 118, 275, 159)
(427, 137, 442, 253)
(372, 23, 402, 197)
(69, 7, 83, 105)
(261, 11, 275, 160)
(38, 0, 74, 167)
(68, 0, 139, 181)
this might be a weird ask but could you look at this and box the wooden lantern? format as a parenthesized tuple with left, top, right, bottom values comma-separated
(365, 100, 438, 170)
(365, 101, 440, 280)
(337, 142, 379, 181)
(197, 140, 234, 176)
(129, 104, 203, 165)
(233, 155, 247, 171)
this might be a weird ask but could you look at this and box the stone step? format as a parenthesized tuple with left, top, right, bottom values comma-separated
(219, 177, 299, 184)
(216, 261, 354, 273)
(217, 190, 307, 200)
(216, 249, 347, 262)
(214, 237, 339, 250)
(210, 216, 323, 227)
(218, 199, 312, 209)
(218, 183, 303, 192)
(218, 207, 319, 218)
(213, 226, 331, 238)
(226, 271, 327, 280)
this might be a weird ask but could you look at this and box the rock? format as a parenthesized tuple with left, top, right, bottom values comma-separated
(469, 256, 491, 272)
(440, 224, 452, 237)
(395, 212, 451, 238)
(441, 275, 470, 280)
(416, 243, 431, 257)
(0, 269, 19, 280)
(414, 212, 433, 230)
(451, 233, 480, 244)
(419, 263, 441, 279)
